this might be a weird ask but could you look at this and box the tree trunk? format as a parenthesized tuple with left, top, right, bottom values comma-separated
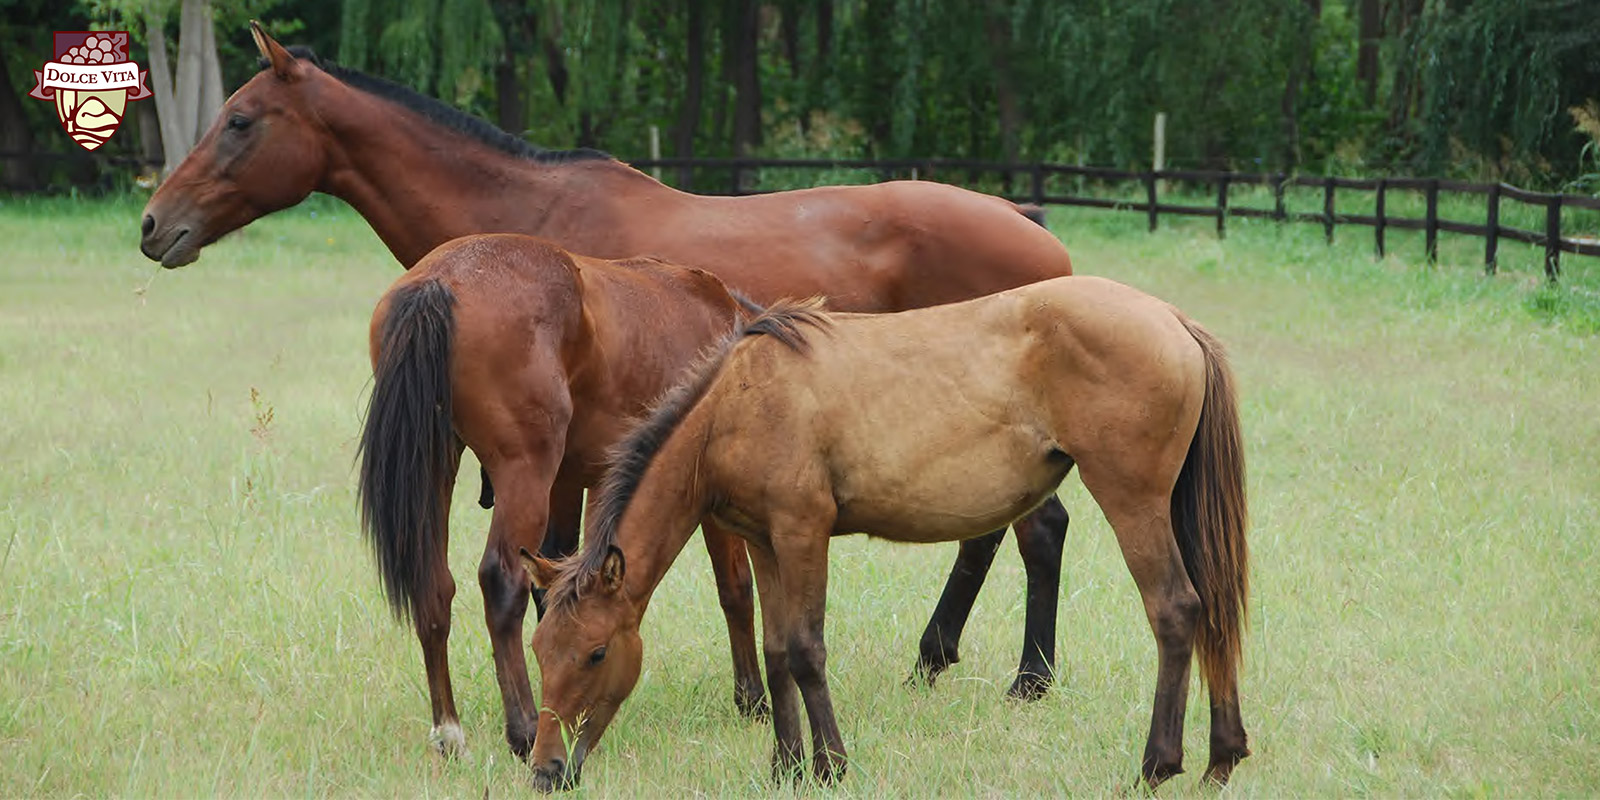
(1386, 0, 1424, 133)
(730, 0, 761, 158)
(779, 0, 802, 80)
(985, 1, 1022, 164)
(674, 0, 705, 188)
(135, 99, 163, 167)
(541, 35, 568, 106)
(1358, 0, 1380, 106)
(496, 57, 525, 133)
(860, 0, 894, 149)
(1278, 0, 1321, 171)
(0, 38, 36, 190)
(145, 5, 188, 175)
(173, 0, 205, 145)
(197, 2, 224, 135)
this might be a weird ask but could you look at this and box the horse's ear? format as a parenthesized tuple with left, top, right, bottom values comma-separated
(250, 20, 298, 80)
(598, 546, 626, 594)
(518, 547, 560, 590)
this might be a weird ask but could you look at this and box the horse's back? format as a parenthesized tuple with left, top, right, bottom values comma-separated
(655, 181, 1072, 312)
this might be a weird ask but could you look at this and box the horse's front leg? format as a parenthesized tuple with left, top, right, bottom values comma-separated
(478, 449, 564, 760)
(746, 544, 805, 782)
(703, 519, 768, 718)
(767, 510, 847, 785)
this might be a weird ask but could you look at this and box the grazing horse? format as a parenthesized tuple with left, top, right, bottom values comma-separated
(142, 22, 1077, 755)
(523, 276, 1251, 791)
(359, 233, 757, 756)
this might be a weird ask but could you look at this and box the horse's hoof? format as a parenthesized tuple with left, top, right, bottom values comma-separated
(429, 722, 466, 759)
(735, 690, 771, 721)
(909, 655, 952, 688)
(812, 751, 847, 786)
(1141, 759, 1184, 789)
(1006, 671, 1052, 702)
(1202, 746, 1249, 787)
(505, 723, 536, 761)
(770, 747, 805, 784)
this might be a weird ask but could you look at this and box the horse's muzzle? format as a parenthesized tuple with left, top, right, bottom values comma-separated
(530, 757, 580, 793)
(139, 215, 199, 268)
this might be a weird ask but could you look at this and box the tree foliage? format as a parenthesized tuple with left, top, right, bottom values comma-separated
(4, 0, 1599, 189)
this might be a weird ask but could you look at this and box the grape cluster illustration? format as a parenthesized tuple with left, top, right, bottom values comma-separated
(60, 34, 128, 65)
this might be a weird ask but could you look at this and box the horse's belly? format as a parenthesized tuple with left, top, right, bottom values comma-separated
(831, 430, 1069, 543)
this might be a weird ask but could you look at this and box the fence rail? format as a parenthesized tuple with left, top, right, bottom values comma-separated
(8, 150, 1594, 281)
(633, 157, 1600, 282)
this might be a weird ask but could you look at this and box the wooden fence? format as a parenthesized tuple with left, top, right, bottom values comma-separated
(632, 157, 1600, 282)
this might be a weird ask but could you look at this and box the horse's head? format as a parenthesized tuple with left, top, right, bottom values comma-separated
(522, 546, 643, 793)
(139, 22, 329, 267)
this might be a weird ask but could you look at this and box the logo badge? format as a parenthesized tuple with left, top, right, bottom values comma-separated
(28, 32, 153, 151)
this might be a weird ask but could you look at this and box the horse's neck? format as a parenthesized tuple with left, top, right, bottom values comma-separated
(615, 415, 714, 616)
(314, 87, 664, 266)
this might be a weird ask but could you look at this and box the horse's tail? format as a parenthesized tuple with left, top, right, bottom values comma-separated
(1016, 202, 1048, 228)
(1171, 316, 1249, 697)
(357, 279, 460, 625)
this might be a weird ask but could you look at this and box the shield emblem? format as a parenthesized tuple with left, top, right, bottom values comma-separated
(58, 88, 128, 151)
(28, 32, 151, 152)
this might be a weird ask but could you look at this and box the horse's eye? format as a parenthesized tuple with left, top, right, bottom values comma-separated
(227, 114, 252, 132)
(588, 646, 607, 666)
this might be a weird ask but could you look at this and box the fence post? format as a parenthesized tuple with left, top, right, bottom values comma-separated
(1153, 112, 1167, 194)
(648, 125, 662, 182)
(1031, 163, 1044, 206)
(1546, 194, 1562, 283)
(1146, 170, 1159, 232)
(729, 162, 743, 196)
(1216, 175, 1230, 239)
(1323, 176, 1336, 244)
(1485, 183, 1501, 274)
(1273, 173, 1286, 222)
(1375, 178, 1387, 257)
(1424, 179, 1439, 263)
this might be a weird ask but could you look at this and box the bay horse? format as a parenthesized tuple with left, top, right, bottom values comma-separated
(360, 233, 756, 757)
(522, 276, 1251, 791)
(142, 22, 1076, 755)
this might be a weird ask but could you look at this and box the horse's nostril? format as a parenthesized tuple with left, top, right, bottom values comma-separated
(141, 214, 155, 238)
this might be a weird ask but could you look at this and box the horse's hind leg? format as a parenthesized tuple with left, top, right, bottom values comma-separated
(912, 495, 1068, 701)
(1205, 688, 1249, 785)
(1081, 474, 1199, 787)
(703, 518, 768, 718)
(914, 528, 1005, 685)
(420, 448, 464, 756)
(1009, 495, 1068, 700)
(478, 450, 564, 760)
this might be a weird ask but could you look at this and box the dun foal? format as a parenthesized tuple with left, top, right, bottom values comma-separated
(523, 276, 1251, 790)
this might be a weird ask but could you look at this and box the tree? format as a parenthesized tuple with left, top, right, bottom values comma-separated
(82, 0, 251, 175)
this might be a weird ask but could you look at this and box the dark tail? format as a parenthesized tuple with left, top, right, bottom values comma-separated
(357, 280, 459, 624)
(1171, 316, 1249, 697)
(1017, 202, 1048, 228)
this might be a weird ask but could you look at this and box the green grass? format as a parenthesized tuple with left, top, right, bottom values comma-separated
(0, 194, 1596, 797)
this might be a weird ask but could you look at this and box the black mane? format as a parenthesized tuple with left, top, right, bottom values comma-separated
(270, 46, 613, 165)
(545, 299, 830, 608)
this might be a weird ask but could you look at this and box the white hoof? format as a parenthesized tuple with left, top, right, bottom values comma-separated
(429, 722, 466, 759)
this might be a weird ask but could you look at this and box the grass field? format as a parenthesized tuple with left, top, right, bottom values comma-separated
(1, 194, 1596, 797)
